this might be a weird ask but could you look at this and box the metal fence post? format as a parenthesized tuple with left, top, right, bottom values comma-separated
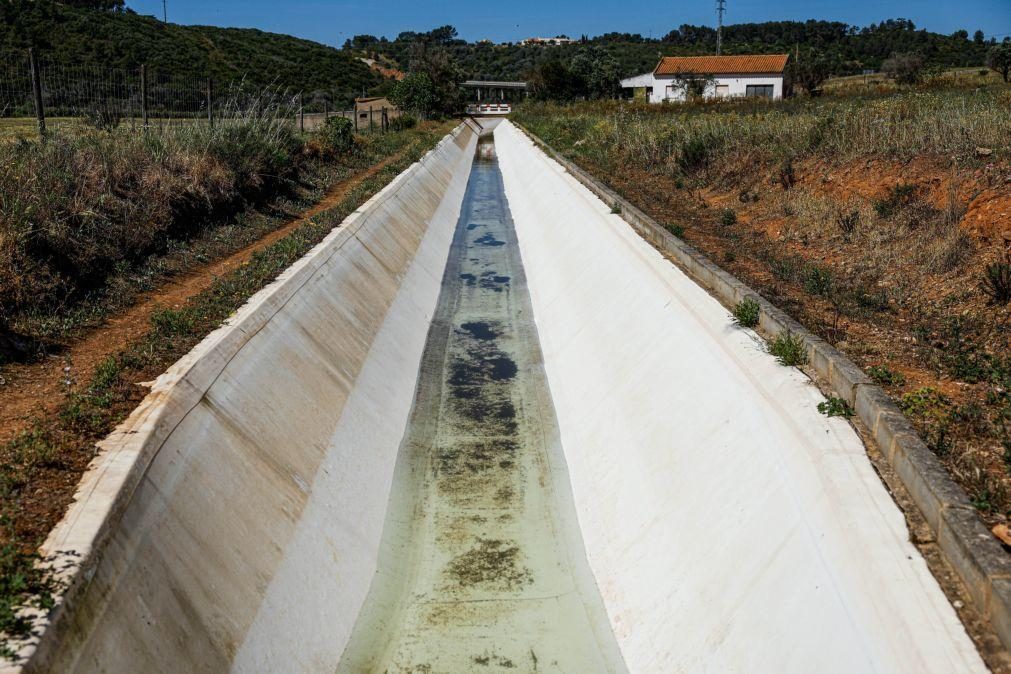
(369, 105, 373, 133)
(354, 106, 359, 132)
(206, 77, 213, 127)
(28, 48, 46, 139)
(382, 106, 387, 132)
(323, 100, 328, 126)
(299, 92, 304, 132)
(140, 64, 148, 128)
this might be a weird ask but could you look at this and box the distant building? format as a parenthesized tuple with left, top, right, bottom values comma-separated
(521, 36, 576, 46)
(621, 54, 789, 103)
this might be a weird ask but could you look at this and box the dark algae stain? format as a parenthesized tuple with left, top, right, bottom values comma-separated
(475, 233, 506, 247)
(447, 539, 533, 590)
(461, 321, 499, 341)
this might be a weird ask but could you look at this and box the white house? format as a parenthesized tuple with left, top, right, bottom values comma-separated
(621, 54, 789, 103)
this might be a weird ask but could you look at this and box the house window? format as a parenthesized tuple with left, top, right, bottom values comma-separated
(745, 85, 774, 98)
(715, 84, 730, 98)
(359, 112, 368, 119)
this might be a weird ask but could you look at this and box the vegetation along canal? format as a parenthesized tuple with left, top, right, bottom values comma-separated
(337, 135, 627, 672)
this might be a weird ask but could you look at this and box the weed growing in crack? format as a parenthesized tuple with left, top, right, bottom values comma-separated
(770, 331, 808, 366)
(818, 397, 854, 418)
(732, 298, 761, 328)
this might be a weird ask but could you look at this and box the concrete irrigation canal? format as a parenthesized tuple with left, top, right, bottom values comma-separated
(13, 120, 990, 672)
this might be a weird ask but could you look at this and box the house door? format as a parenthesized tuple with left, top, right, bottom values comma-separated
(715, 84, 730, 98)
(745, 84, 774, 98)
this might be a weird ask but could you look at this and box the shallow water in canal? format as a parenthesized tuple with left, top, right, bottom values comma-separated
(336, 139, 626, 673)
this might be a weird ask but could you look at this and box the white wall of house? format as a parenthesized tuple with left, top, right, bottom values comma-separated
(619, 72, 656, 101)
(637, 74, 783, 103)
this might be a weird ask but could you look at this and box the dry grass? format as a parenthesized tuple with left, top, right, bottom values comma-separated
(513, 88, 1011, 177)
(0, 89, 303, 336)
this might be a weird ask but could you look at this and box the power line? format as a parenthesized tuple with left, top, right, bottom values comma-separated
(716, 0, 726, 55)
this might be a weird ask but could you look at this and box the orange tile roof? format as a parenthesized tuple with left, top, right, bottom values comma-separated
(654, 54, 789, 76)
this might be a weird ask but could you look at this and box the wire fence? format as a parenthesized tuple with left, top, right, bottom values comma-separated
(0, 49, 398, 138)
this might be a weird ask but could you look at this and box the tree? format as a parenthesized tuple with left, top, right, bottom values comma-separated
(881, 52, 925, 84)
(973, 30, 985, 44)
(406, 38, 463, 114)
(987, 43, 1011, 82)
(667, 71, 715, 101)
(787, 52, 836, 96)
(527, 60, 579, 100)
(569, 47, 621, 99)
(389, 72, 438, 117)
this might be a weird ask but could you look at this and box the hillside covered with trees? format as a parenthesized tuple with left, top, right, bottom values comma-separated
(346, 19, 998, 81)
(1, 0, 380, 102)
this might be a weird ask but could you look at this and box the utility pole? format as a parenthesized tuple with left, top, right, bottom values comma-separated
(162, 0, 167, 22)
(716, 0, 726, 55)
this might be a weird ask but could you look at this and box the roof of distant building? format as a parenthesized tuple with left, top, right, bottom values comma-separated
(654, 54, 789, 76)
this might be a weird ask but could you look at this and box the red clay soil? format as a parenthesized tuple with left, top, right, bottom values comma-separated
(0, 151, 404, 448)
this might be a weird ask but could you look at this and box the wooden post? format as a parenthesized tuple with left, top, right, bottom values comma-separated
(354, 106, 359, 132)
(299, 92, 304, 132)
(28, 48, 46, 139)
(140, 64, 148, 128)
(323, 100, 328, 126)
(369, 105, 374, 133)
(206, 77, 213, 127)
(381, 106, 387, 132)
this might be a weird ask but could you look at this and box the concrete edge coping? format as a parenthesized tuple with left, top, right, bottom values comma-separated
(514, 123, 1011, 652)
(1, 124, 476, 673)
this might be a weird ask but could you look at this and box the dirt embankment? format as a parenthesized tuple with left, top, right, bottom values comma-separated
(0, 151, 405, 449)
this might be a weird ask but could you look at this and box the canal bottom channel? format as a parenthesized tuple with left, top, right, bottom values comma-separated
(336, 136, 627, 673)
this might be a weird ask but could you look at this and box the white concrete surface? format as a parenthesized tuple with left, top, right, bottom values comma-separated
(15, 125, 478, 673)
(494, 120, 985, 673)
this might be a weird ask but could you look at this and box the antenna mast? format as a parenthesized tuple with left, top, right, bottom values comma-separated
(716, 0, 726, 55)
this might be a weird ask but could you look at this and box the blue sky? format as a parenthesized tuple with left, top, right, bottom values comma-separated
(126, 0, 1010, 47)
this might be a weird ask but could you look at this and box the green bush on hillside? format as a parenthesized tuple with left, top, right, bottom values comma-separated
(318, 116, 355, 154)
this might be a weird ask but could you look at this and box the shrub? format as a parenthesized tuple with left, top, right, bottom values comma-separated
(867, 365, 906, 386)
(317, 116, 354, 154)
(390, 114, 417, 131)
(83, 105, 123, 132)
(677, 133, 712, 173)
(818, 397, 854, 417)
(981, 262, 1011, 304)
(610, 202, 622, 214)
(732, 297, 761, 328)
(664, 222, 685, 238)
(882, 52, 926, 85)
(836, 210, 859, 237)
(770, 331, 808, 366)
(803, 265, 833, 297)
(719, 208, 737, 226)
(778, 158, 795, 190)
(873, 183, 918, 218)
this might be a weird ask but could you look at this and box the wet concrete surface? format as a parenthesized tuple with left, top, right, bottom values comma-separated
(336, 142, 626, 673)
